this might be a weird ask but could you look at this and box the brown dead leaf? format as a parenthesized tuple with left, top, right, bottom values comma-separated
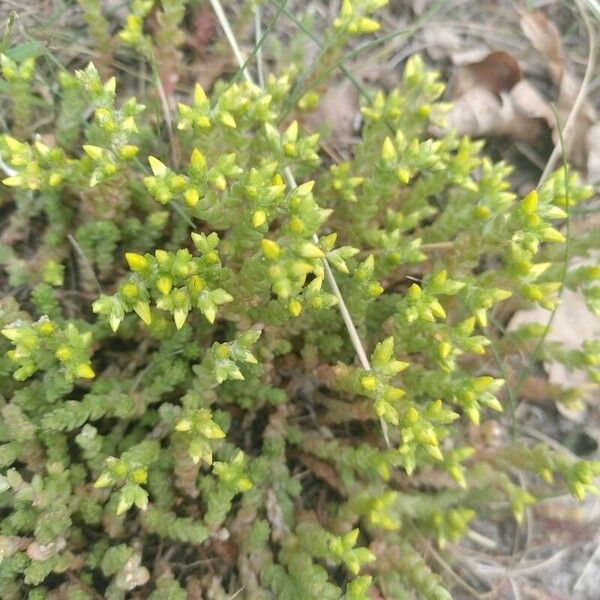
(510, 79, 555, 129)
(445, 82, 545, 141)
(445, 86, 504, 137)
(520, 9, 599, 178)
(442, 9, 599, 180)
(453, 51, 522, 97)
(519, 9, 563, 85)
(445, 51, 549, 141)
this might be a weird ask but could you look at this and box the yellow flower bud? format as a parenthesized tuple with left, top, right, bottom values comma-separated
(38, 322, 55, 336)
(429, 300, 446, 319)
(212, 174, 227, 191)
(134, 301, 152, 325)
(521, 190, 538, 215)
(174, 308, 188, 330)
(438, 342, 452, 359)
(184, 188, 200, 207)
(118, 144, 139, 160)
(125, 252, 149, 273)
(148, 156, 167, 177)
(121, 282, 139, 300)
(131, 468, 147, 484)
(289, 216, 305, 233)
(404, 406, 419, 424)
(299, 243, 324, 259)
(541, 227, 566, 243)
(155, 249, 169, 265)
(218, 112, 236, 129)
(194, 83, 208, 105)
(261, 239, 281, 260)
(407, 283, 421, 300)
(252, 210, 266, 227)
(288, 298, 303, 317)
(360, 375, 378, 391)
(56, 346, 71, 362)
(309, 296, 323, 310)
(396, 167, 411, 184)
(157, 276, 173, 295)
(83, 145, 104, 161)
(48, 172, 63, 187)
(381, 137, 397, 162)
(368, 282, 384, 297)
(215, 344, 230, 359)
(474, 205, 490, 219)
(76, 363, 95, 379)
(356, 16, 381, 34)
(175, 418, 192, 431)
(188, 275, 205, 296)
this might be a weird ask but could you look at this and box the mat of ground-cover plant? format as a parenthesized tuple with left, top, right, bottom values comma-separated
(4, 0, 600, 598)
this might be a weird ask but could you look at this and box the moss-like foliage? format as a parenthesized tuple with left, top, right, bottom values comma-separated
(0, 1, 599, 598)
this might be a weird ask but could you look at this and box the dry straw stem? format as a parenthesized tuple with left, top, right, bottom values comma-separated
(207, 0, 390, 445)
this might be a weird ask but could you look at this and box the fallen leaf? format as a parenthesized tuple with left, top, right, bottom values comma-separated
(519, 9, 563, 84)
(520, 9, 598, 179)
(453, 50, 522, 97)
(444, 51, 550, 141)
(445, 81, 545, 141)
(508, 258, 600, 420)
(442, 9, 600, 181)
(509, 79, 555, 129)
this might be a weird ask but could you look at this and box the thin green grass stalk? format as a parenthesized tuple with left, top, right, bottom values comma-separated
(254, 6, 266, 88)
(208, 0, 390, 446)
(275, 2, 373, 104)
(275, 3, 401, 139)
(280, 0, 449, 119)
(278, 2, 362, 115)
